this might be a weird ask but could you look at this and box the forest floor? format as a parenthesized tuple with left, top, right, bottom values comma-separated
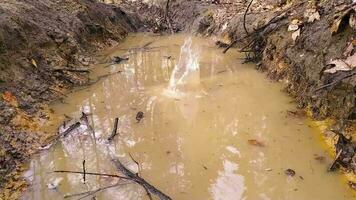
(0, 0, 355, 199)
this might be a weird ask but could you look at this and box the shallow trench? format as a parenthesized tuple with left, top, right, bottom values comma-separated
(22, 33, 355, 200)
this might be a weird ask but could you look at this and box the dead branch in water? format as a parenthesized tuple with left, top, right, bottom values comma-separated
(112, 158, 172, 200)
(81, 112, 95, 139)
(62, 122, 81, 137)
(328, 149, 343, 171)
(82, 160, 86, 183)
(63, 182, 132, 199)
(107, 117, 119, 141)
(53, 170, 131, 180)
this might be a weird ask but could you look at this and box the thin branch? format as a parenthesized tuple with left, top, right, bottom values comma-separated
(64, 182, 132, 200)
(314, 71, 356, 92)
(52, 170, 131, 180)
(328, 149, 343, 171)
(243, 0, 254, 36)
(112, 158, 172, 200)
(82, 160, 86, 183)
(107, 117, 119, 141)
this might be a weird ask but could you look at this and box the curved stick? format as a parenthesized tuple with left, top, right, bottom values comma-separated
(243, 0, 254, 36)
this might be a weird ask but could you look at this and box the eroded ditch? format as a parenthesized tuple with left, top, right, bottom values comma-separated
(20, 34, 355, 200)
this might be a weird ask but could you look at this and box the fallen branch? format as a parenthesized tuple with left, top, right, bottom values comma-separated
(53, 170, 131, 180)
(112, 158, 172, 200)
(62, 122, 81, 137)
(107, 117, 119, 141)
(314, 71, 356, 92)
(53, 68, 90, 73)
(64, 182, 132, 199)
(328, 149, 343, 171)
(82, 160, 86, 183)
(223, 1, 306, 54)
(243, 0, 254, 36)
(81, 112, 95, 139)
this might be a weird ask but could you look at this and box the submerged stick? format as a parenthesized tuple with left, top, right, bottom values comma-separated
(82, 160, 86, 183)
(112, 158, 172, 200)
(107, 118, 119, 141)
(81, 112, 95, 139)
(53, 170, 131, 180)
(64, 182, 131, 199)
(62, 122, 81, 137)
(328, 149, 343, 171)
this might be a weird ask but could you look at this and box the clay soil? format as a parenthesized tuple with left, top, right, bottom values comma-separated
(0, 0, 355, 199)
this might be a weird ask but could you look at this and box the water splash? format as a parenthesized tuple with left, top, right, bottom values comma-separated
(165, 37, 200, 97)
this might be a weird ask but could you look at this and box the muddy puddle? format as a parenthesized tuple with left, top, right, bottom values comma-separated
(22, 33, 355, 200)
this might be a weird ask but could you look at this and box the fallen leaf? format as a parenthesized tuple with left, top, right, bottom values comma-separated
(331, 8, 354, 34)
(31, 59, 38, 68)
(288, 24, 299, 31)
(248, 139, 265, 147)
(288, 19, 300, 32)
(345, 53, 356, 67)
(350, 12, 356, 30)
(304, 8, 320, 23)
(324, 54, 356, 73)
(292, 29, 300, 41)
(2, 91, 18, 107)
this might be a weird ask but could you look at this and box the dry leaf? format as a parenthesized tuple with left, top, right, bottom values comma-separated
(31, 59, 38, 68)
(248, 139, 265, 147)
(345, 53, 356, 67)
(350, 12, 356, 30)
(292, 29, 300, 41)
(2, 91, 18, 107)
(331, 9, 354, 34)
(288, 19, 300, 31)
(304, 9, 320, 23)
(324, 54, 356, 73)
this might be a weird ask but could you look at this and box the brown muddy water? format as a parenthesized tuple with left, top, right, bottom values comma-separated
(22, 33, 355, 200)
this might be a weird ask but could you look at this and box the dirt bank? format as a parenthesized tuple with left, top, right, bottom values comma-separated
(0, 0, 143, 198)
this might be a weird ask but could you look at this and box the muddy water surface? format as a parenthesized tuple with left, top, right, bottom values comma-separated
(23, 34, 355, 200)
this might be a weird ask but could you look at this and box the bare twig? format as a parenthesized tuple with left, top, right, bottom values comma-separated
(243, 0, 254, 36)
(53, 170, 131, 180)
(82, 160, 86, 183)
(129, 152, 141, 173)
(328, 149, 343, 171)
(112, 158, 172, 200)
(64, 182, 132, 199)
(53, 68, 90, 73)
(314, 71, 356, 92)
(62, 122, 81, 137)
(107, 118, 119, 141)
(81, 112, 95, 139)
(223, 1, 306, 54)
